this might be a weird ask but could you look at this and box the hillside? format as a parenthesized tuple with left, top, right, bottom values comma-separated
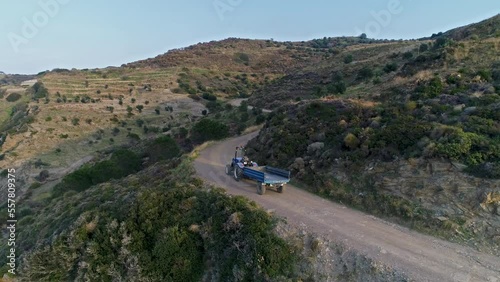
(0, 14, 499, 280)
(440, 13, 500, 40)
(0, 143, 408, 281)
(245, 16, 500, 254)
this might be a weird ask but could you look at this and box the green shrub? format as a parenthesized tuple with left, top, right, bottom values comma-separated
(145, 136, 181, 163)
(206, 101, 222, 112)
(191, 119, 229, 143)
(202, 93, 217, 101)
(476, 70, 492, 82)
(372, 116, 432, 153)
(403, 51, 414, 59)
(434, 37, 448, 49)
(344, 54, 353, 64)
(6, 93, 22, 102)
(136, 119, 145, 127)
(383, 63, 398, 73)
(416, 76, 443, 98)
(234, 52, 250, 65)
(434, 127, 485, 164)
(111, 149, 142, 173)
(127, 132, 141, 141)
(344, 133, 360, 150)
(466, 162, 500, 179)
(31, 82, 49, 99)
(53, 149, 141, 196)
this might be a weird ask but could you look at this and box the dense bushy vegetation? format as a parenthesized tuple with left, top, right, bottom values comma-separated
(191, 118, 229, 143)
(254, 99, 499, 178)
(6, 93, 22, 102)
(52, 149, 142, 196)
(144, 135, 181, 163)
(247, 96, 500, 251)
(12, 159, 297, 281)
(30, 82, 49, 99)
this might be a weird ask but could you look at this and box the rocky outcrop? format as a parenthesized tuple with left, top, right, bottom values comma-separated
(274, 221, 410, 282)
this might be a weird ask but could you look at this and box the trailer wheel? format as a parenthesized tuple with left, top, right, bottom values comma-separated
(225, 164, 231, 175)
(234, 166, 242, 181)
(257, 182, 266, 195)
(277, 185, 285, 193)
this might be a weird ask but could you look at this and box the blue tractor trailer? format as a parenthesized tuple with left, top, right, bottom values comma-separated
(225, 146, 291, 195)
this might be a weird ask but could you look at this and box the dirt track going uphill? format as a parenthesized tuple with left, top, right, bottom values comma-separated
(194, 131, 500, 282)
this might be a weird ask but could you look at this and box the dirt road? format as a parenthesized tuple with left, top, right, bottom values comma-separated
(228, 98, 272, 113)
(194, 132, 500, 282)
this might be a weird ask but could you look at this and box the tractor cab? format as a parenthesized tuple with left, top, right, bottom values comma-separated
(233, 146, 257, 167)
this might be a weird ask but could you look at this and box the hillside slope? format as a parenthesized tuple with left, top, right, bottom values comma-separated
(245, 16, 500, 254)
(0, 14, 499, 281)
(195, 130, 500, 281)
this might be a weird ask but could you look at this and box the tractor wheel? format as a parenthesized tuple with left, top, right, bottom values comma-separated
(225, 164, 231, 175)
(257, 182, 266, 195)
(277, 185, 285, 193)
(234, 166, 243, 181)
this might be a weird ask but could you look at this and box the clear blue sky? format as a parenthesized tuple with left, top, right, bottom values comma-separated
(1, 0, 498, 74)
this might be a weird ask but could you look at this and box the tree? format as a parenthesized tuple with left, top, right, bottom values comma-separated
(239, 101, 248, 112)
(434, 37, 448, 49)
(383, 63, 398, 73)
(145, 135, 181, 163)
(37, 170, 50, 182)
(403, 52, 413, 59)
(344, 54, 353, 64)
(191, 119, 229, 143)
(136, 119, 145, 127)
(6, 93, 22, 102)
(32, 82, 48, 99)
(419, 43, 429, 53)
(136, 105, 144, 113)
(202, 93, 217, 101)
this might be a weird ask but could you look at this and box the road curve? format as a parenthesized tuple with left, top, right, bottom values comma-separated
(194, 132, 500, 282)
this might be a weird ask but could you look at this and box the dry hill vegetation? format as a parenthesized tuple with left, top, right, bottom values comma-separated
(246, 15, 500, 254)
(0, 14, 499, 280)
